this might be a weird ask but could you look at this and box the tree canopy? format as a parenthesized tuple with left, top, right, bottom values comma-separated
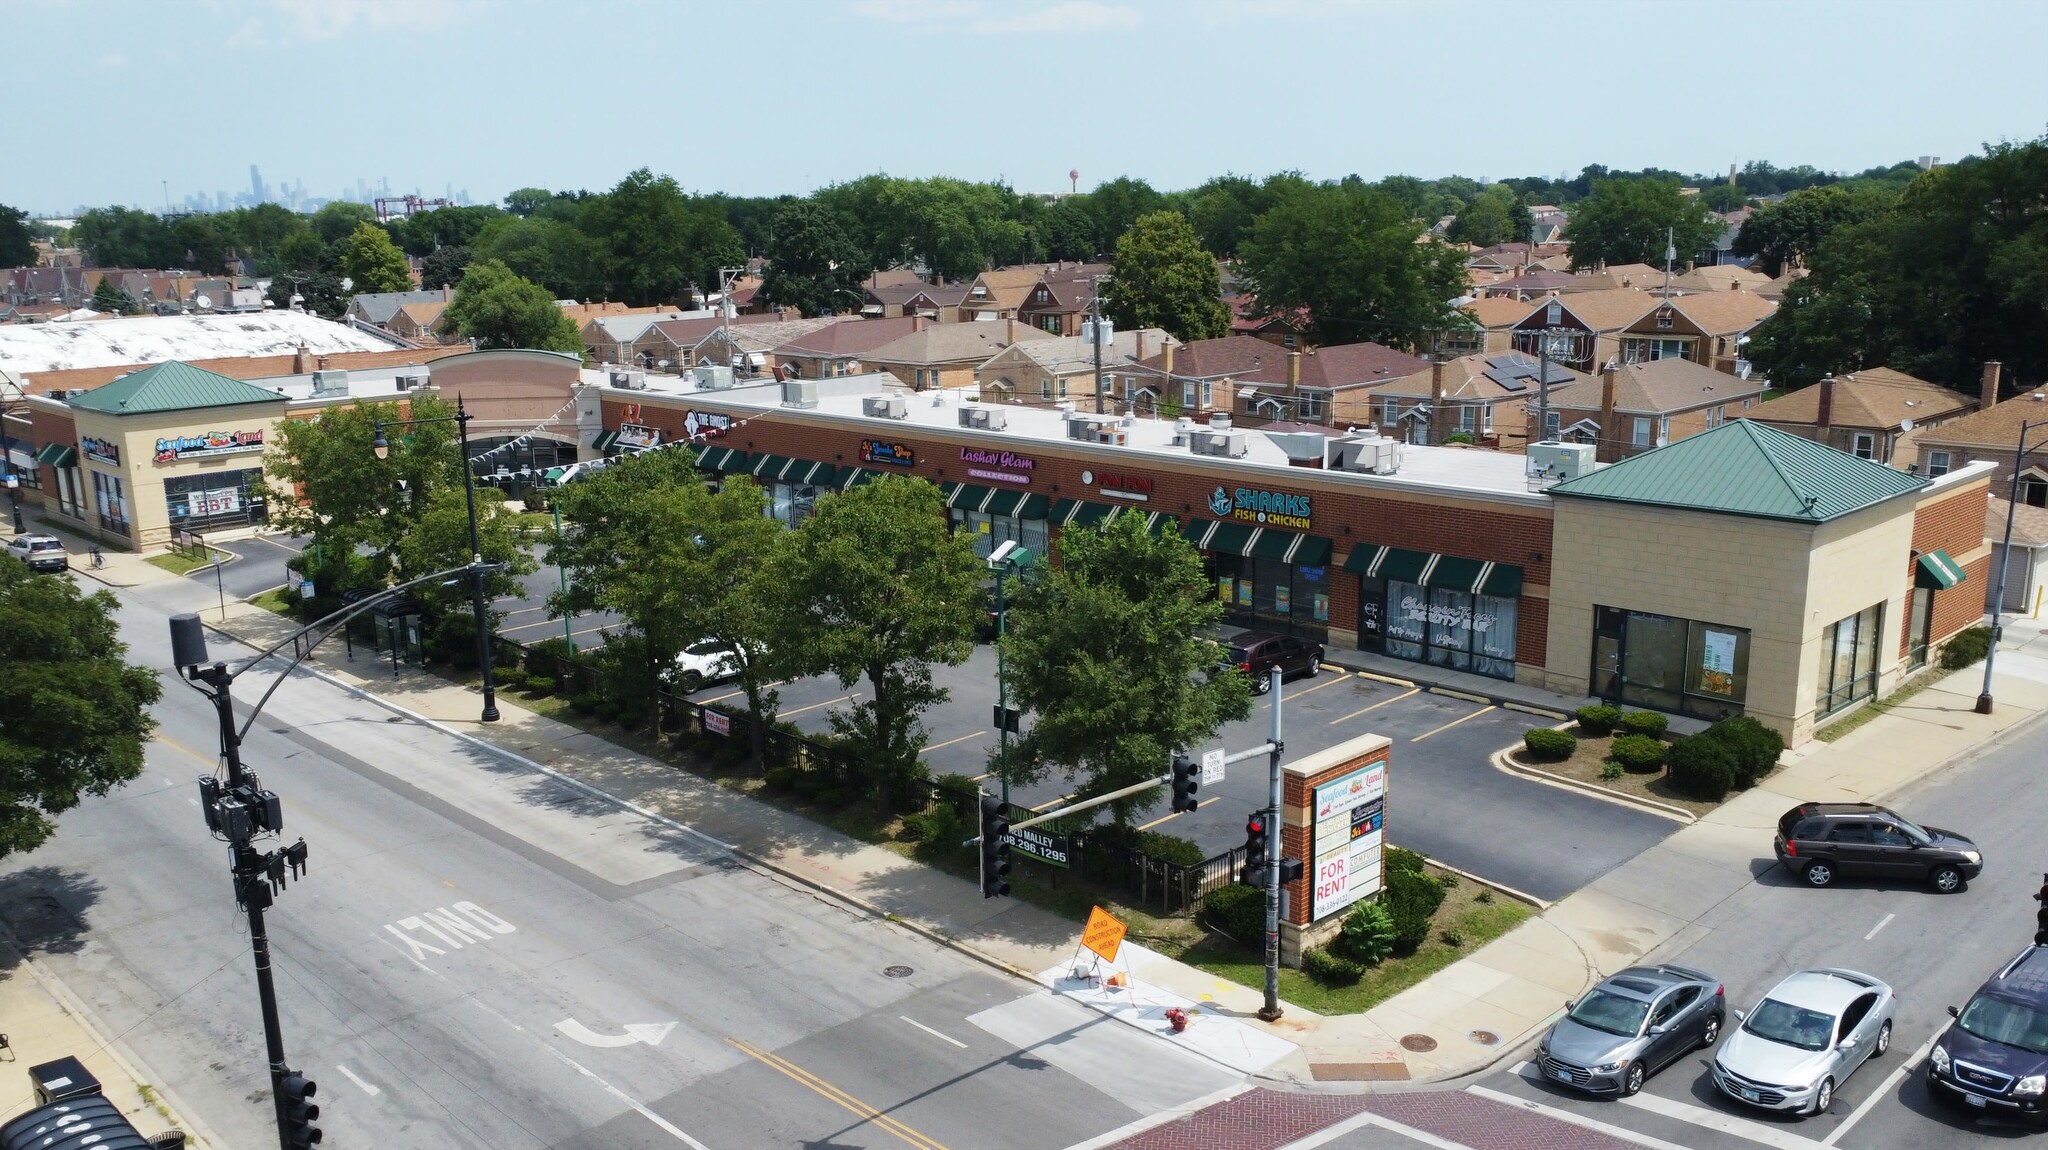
(0, 203, 39, 267)
(1562, 177, 1723, 270)
(0, 559, 162, 860)
(1733, 182, 1899, 276)
(89, 277, 143, 315)
(337, 221, 414, 293)
(1102, 211, 1230, 341)
(443, 259, 581, 352)
(1446, 184, 1530, 247)
(759, 200, 868, 317)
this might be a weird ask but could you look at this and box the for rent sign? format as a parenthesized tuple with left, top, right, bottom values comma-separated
(1309, 759, 1387, 921)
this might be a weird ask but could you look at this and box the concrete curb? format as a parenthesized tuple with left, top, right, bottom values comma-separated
(1489, 745, 1697, 824)
(1421, 856, 1552, 912)
(1321, 656, 1574, 721)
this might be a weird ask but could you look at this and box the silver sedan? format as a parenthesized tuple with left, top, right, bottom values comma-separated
(1714, 968, 1897, 1116)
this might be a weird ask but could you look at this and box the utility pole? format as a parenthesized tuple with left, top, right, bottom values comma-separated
(1259, 664, 1285, 1022)
(1090, 277, 1107, 415)
(1980, 419, 2048, 714)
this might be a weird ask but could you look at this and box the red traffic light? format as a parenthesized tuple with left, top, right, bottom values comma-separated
(1246, 817, 1264, 835)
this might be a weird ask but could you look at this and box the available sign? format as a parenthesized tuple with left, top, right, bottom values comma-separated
(81, 436, 120, 465)
(1004, 825, 1070, 869)
(155, 429, 264, 463)
(1309, 759, 1387, 921)
(1209, 485, 1312, 530)
(960, 446, 1034, 485)
(1082, 468, 1152, 501)
(861, 439, 916, 467)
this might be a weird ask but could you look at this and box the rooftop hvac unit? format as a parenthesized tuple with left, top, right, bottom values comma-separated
(782, 379, 819, 409)
(1338, 437, 1404, 475)
(1066, 413, 1114, 441)
(695, 364, 737, 390)
(958, 405, 1008, 431)
(1096, 427, 1128, 446)
(1207, 412, 1233, 431)
(622, 372, 648, 390)
(310, 369, 349, 397)
(1526, 441, 1595, 481)
(863, 395, 909, 420)
(1171, 416, 1196, 446)
(394, 373, 422, 391)
(610, 370, 633, 388)
(1189, 429, 1246, 458)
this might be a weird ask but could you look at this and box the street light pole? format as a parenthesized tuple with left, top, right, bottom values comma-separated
(988, 543, 1033, 804)
(1978, 418, 2048, 714)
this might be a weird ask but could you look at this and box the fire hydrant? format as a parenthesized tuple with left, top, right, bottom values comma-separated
(1165, 1008, 1189, 1033)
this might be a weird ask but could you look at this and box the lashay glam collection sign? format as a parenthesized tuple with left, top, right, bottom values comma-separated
(959, 446, 1035, 485)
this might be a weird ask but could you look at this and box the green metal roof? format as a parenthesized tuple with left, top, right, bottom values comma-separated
(1547, 420, 1928, 523)
(64, 361, 288, 415)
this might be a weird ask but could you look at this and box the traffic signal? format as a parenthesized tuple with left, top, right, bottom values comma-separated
(1239, 814, 1269, 885)
(979, 796, 1012, 898)
(280, 1071, 321, 1147)
(1170, 752, 1198, 814)
(2035, 881, 2048, 946)
(1278, 856, 1304, 886)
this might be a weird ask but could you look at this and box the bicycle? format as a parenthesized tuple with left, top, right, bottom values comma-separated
(89, 547, 105, 570)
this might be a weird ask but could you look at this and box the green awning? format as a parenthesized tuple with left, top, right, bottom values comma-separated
(749, 454, 792, 479)
(1183, 519, 1259, 556)
(1248, 531, 1333, 565)
(1342, 545, 1387, 575)
(1052, 499, 1111, 527)
(782, 459, 838, 486)
(1915, 549, 1966, 590)
(695, 445, 748, 472)
(1015, 493, 1048, 519)
(1111, 508, 1173, 534)
(838, 468, 876, 490)
(592, 430, 620, 454)
(946, 483, 995, 511)
(1427, 556, 1487, 593)
(1376, 547, 1434, 584)
(35, 442, 75, 467)
(1477, 562, 1524, 598)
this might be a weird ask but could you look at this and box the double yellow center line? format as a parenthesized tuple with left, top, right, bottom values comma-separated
(726, 1037, 950, 1150)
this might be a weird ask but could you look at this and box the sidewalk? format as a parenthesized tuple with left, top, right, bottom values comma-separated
(0, 939, 213, 1147)
(189, 591, 2048, 1090)
(1321, 643, 1710, 736)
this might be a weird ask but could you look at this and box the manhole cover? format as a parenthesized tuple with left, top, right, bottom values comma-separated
(1469, 1030, 1500, 1046)
(883, 965, 914, 978)
(1399, 1033, 1438, 1052)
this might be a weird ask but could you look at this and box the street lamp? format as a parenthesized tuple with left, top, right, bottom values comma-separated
(4, 475, 22, 536)
(373, 396, 500, 722)
(1977, 417, 2048, 714)
(988, 541, 1034, 804)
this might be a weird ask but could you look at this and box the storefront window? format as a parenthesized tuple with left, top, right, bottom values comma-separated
(952, 509, 1048, 560)
(1208, 553, 1329, 639)
(56, 466, 84, 519)
(769, 482, 823, 525)
(165, 468, 269, 532)
(1367, 578, 1516, 680)
(1818, 603, 1884, 717)
(92, 471, 128, 533)
(1592, 605, 1751, 719)
(1907, 587, 1933, 669)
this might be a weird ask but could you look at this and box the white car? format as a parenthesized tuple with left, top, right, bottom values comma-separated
(671, 640, 740, 691)
(6, 533, 69, 573)
(1713, 968, 1897, 1116)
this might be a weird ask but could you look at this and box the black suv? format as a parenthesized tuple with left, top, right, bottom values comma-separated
(1929, 945, 2048, 1121)
(1223, 632, 1325, 694)
(1774, 802, 1982, 893)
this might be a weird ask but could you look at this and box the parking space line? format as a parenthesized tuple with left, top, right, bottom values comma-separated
(1134, 795, 1221, 831)
(699, 689, 745, 703)
(1031, 792, 1077, 813)
(898, 1015, 968, 1049)
(1466, 1085, 1693, 1150)
(1618, 1088, 1827, 1150)
(782, 694, 860, 717)
(1863, 913, 1895, 940)
(1410, 704, 1496, 742)
(1823, 1032, 1938, 1146)
(1328, 687, 1419, 725)
(919, 730, 987, 755)
(255, 535, 303, 555)
(1281, 673, 1352, 701)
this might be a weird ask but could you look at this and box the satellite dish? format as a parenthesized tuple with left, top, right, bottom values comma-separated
(1900, 417, 1915, 432)
(194, 293, 213, 311)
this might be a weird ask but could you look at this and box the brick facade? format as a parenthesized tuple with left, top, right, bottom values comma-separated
(1906, 475, 1995, 658)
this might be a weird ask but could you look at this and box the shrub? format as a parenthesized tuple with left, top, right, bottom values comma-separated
(1334, 901, 1397, 967)
(1574, 704, 1622, 736)
(523, 676, 556, 698)
(910, 801, 970, 863)
(1383, 867, 1448, 954)
(813, 787, 852, 810)
(1666, 733, 1736, 801)
(763, 767, 799, 792)
(1522, 727, 1577, 761)
(1942, 626, 1992, 670)
(1702, 715, 1784, 789)
(791, 771, 828, 799)
(1300, 945, 1365, 986)
(1133, 831, 1206, 868)
(1618, 711, 1669, 738)
(593, 701, 620, 723)
(1201, 884, 1265, 943)
(1383, 845, 1428, 878)
(569, 692, 603, 714)
(494, 666, 527, 690)
(1610, 733, 1666, 772)
(526, 637, 577, 676)
(1600, 759, 1625, 781)
(711, 742, 749, 770)
(1441, 930, 1465, 948)
(1442, 432, 1476, 445)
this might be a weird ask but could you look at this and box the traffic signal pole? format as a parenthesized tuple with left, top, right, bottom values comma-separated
(1260, 665, 1285, 1022)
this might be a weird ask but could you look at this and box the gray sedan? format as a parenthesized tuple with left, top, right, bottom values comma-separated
(1538, 964, 1727, 1096)
(1714, 967, 1897, 1116)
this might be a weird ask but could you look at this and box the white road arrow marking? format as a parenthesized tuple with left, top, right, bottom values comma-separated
(555, 1018, 676, 1048)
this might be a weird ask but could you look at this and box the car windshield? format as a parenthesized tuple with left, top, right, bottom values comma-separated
(1958, 995, 2048, 1055)
(1741, 997, 1835, 1051)
(1567, 989, 1649, 1037)
(1884, 813, 1933, 844)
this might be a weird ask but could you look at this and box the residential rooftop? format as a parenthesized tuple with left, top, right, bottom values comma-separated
(0, 310, 410, 375)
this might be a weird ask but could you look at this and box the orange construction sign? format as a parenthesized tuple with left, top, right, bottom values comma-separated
(1080, 905, 1127, 962)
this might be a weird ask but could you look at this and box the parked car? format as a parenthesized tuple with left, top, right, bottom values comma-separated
(1774, 802, 1982, 893)
(1537, 964, 1726, 1096)
(5, 533, 68, 573)
(670, 640, 740, 691)
(1222, 632, 1325, 694)
(1928, 945, 2048, 1121)
(1713, 968, 1896, 1116)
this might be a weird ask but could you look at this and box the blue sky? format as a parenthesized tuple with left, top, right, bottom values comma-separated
(12, 0, 2048, 215)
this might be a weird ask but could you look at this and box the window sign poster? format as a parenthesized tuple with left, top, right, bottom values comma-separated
(1274, 585, 1290, 614)
(1237, 578, 1254, 606)
(1311, 760, 1388, 921)
(1313, 592, 1330, 622)
(1218, 576, 1233, 602)
(1700, 628, 1739, 697)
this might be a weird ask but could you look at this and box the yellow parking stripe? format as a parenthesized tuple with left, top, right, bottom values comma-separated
(726, 1037, 948, 1150)
(1328, 687, 1419, 725)
(919, 730, 988, 755)
(1282, 672, 1353, 701)
(1411, 705, 1497, 742)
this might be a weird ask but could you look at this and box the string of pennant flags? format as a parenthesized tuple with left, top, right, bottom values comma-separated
(459, 384, 781, 482)
(462, 392, 583, 466)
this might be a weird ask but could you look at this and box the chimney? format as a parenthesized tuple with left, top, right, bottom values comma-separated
(316, 354, 329, 371)
(1288, 351, 1301, 388)
(1162, 341, 1175, 377)
(912, 314, 927, 333)
(1982, 361, 2003, 409)
(292, 343, 309, 374)
(1135, 330, 1148, 362)
(1428, 354, 1447, 445)
(1816, 376, 1835, 431)
(1597, 360, 1621, 462)
(1006, 318, 1018, 344)
(441, 283, 450, 302)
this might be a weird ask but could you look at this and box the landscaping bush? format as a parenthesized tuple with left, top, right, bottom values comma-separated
(569, 692, 603, 714)
(1618, 710, 1669, 738)
(1301, 945, 1365, 986)
(711, 742, 749, 770)
(1135, 831, 1206, 868)
(1202, 884, 1265, 944)
(910, 801, 970, 862)
(1942, 626, 1993, 670)
(763, 767, 799, 792)
(1702, 715, 1784, 789)
(1600, 759, 1625, 781)
(526, 636, 577, 676)
(593, 701, 620, 723)
(1574, 704, 1622, 736)
(791, 770, 828, 799)
(813, 787, 852, 810)
(522, 676, 556, 698)
(1383, 867, 1448, 955)
(1666, 733, 1736, 801)
(1522, 727, 1577, 761)
(1609, 733, 1666, 773)
(1334, 901, 1397, 967)
(495, 666, 527, 690)
(1383, 845, 1428, 878)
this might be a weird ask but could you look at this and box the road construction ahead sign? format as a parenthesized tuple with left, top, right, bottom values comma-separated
(1080, 906, 1127, 962)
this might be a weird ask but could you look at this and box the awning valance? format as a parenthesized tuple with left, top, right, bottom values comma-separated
(35, 442, 75, 468)
(1428, 556, 1487, 593)
(695, 445, 748, 473)
(778, 458, 838, 486)
(1477, 562, 1525, 597)
(838, 467, 877, 490)
(1915, 549, 1966, 590)
(946, 482, 1046, 517)
(1344, 543, 1524, 595)
(1376, 547, 1434, 583)
(592, 430, 620, 454)
(749, 454, 792, 479)
(1183, 519, 1259, 555)
(1248, 531, 1333, 565)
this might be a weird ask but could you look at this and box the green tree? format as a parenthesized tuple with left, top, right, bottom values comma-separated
(89, 277, 142, 315)
(760, 200, 868, 317)
(503, 187, 556, 217)
(419, 245, 473, 292)
(779, 476, 981, 811)
(1446, 184, 1529, 247)
(1000, 513, 1252, 826)
(1102, 211, 1230, 341)
(443, 259, 581, 352)
(1733, 182, 1899, 275)
(337, 221, 414, 294)
(390, 484, 535, 635)
(472, 216, 597, 299)
(0, 203, 39, 267)
(171, 215, 232, 273)
(310, 200, 379, 246)
(1042, 197, 1100, 261)
(1237, 180, 1470, 349)
(219, 202, 306, 264)
(265, 272, 347, 317)
(390, 205, 501, 257)
(264, 395, 461, 586)
(0, 558, 163, 860)
(72, 206, 175, 267)
(579, 168, 743, 305)
(1562, 177, 1722, 269)
(271, 230, 328, 276)
(1086, 176, 1165, 254)
(1696, 183, 1752, 213)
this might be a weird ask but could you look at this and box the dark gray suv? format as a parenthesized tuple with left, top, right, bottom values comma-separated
(1773, 802, 1982, 893)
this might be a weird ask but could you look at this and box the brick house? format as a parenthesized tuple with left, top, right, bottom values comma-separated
(771, 316, 921, 379)
(1616, 290, 1776, 375)
(1747, 367, 1976, 465)
(1527, 357, 1770, 460)
(1354, 351, 1586, 449)
(1114, 336, 1424, 427)
(863, 319, 1054, 391)
(974, 327, 1175, 408)
(1895, 363, 2048, 497)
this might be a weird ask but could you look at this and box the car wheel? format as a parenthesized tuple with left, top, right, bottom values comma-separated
(679, 670, 704, 692)
(1700, 1013, 1722, 1049)
(1811, 1076, 1834, 1115)
(1622, 1063, 1645, 1097)
(1305, 659, 1321, 678)
(1929, 864, 1963, 894)
(1252, 674, 1271, 695)
(1874, 1019, 1892, 1056)
(1803, 860, 1836, 888)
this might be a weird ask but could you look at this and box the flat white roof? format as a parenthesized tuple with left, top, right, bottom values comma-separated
(0, 310, 407, 375)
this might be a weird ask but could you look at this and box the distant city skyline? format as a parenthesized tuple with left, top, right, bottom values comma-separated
(11, 0, 2048, 218)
